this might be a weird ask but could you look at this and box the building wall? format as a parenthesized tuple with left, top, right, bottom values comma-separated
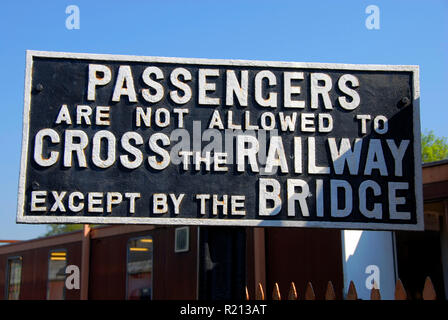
(342, 230, 397, 300)
(88, 233, 128, 299)
(151, 227, 198, 300)
(422, 161, 448, 299)
(264, 228, 343, 299)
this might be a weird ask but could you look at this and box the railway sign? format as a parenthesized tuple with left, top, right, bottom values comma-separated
(17, 50, 423, 230)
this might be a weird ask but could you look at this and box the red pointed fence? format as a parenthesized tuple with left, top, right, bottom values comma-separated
(245, 276, 437, 300)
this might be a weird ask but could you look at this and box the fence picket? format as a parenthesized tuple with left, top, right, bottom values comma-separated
(394, 279, 407, 300)
(256, 282, 265, 300)
(304, 282, 316, 300)
(370, 287, 381, 300)
(346, 281, 358, 300)
(422, 277, 436, 300)
(325, 281, 336, 300)
(272, 282, 281, 300)
(288, 282, 298, 300)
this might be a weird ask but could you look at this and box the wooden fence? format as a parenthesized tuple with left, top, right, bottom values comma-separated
(245, 277, 437, 300)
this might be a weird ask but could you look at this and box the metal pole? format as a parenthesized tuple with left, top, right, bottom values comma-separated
(80, 224, 91, 300)
(253, 227, 266, 294)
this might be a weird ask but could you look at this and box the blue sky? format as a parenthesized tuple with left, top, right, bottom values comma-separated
(0, 0, 447, 240)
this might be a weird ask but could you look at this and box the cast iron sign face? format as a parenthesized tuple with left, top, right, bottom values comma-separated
(17, 50, 423, 230)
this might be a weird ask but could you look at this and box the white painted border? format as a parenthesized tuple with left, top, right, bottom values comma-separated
(16, 51, 33, 228)
(412, 66, 424, 232)
(25, 49, 419, 71)
(16, 50, 423, 231)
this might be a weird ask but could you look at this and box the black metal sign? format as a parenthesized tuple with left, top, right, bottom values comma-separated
(17, 51, 423, 230)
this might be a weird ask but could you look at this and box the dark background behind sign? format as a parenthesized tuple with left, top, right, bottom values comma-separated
(24, 56, 416, 225)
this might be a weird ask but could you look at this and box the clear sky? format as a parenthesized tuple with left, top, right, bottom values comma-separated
(0, 0, 447, 240)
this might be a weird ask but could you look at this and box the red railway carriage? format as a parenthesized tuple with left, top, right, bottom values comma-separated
(0, 225, 344, 300)
(0, 225, 200, 300)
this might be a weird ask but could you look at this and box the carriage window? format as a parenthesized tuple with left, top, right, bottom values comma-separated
(175, 227, 190, 253)
(47, 250, 67, 300)
(126, 236, 153, 300)
(6, 257, 22, 300)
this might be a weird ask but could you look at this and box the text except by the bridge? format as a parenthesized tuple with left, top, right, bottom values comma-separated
(30, 179, 410, 220)
(29, 63, 412, 221)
